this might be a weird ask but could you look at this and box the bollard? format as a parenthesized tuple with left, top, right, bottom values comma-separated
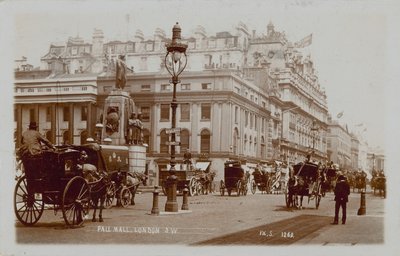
(357, 191, 366, 215)
(151, 186, 160, 215)
(181, 186, 189, 210)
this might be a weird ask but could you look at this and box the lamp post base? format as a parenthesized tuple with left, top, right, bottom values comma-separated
(165, 174, 178, 212)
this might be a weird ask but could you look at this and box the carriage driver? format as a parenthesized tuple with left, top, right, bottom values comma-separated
(20, 121, 55, 157)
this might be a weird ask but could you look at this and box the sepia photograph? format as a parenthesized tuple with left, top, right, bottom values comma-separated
(1, 0, 399, 255)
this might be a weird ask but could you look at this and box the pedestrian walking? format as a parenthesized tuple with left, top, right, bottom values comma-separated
(332, 174, 350, 225)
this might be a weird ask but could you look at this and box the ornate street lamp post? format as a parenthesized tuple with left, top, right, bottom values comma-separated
(164, 22, 188, 212)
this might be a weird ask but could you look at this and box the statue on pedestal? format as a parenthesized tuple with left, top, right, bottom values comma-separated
(115, 55, 127, 90)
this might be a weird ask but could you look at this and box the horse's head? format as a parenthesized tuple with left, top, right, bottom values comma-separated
(133, 171, 148, 186)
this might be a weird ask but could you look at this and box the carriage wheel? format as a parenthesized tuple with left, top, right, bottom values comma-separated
(250, 180, 256, 195)
(14, 176, 44, 226)
(236, 180, 241, 196)
(62, 176, 90, 227)
(219, 180, 225, 196)
(266, 179, 272, 194)
(104, 181, 116, 209)
(119, 187, 132, 208)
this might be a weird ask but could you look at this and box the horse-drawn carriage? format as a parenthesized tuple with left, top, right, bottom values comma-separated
(105, 170, 147, 208)
(14, 144, 110, 227)
(250, 169, 270, 194)
(371, 175, 386, 197)
(285, 162, 322, 209)
(220, 160, 249, 196)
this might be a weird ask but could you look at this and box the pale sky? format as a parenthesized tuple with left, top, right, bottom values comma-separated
(3, 0, 400, 150)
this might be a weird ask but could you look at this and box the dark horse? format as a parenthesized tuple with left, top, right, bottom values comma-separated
(87, 171, 112, 222)
(287, 176, 308, 209)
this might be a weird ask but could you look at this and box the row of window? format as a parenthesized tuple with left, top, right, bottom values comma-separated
(143, 83, 212, 92)
(159, 103, 211, 121)
(18, 106, 88, 123)
(16, 86, 88, 93)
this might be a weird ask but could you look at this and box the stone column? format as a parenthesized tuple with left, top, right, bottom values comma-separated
(69, 103, 74, 144)
(191, 103, 199, 152)
(16, 104, 22, 148)
(51, 104, 57, 144)
(87, 102, 93, 138)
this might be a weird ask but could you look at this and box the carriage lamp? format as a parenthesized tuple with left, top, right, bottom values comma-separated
(164, 22, 188, 212)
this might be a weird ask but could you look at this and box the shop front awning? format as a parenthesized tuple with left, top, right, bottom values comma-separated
(195, 161, 211, 171)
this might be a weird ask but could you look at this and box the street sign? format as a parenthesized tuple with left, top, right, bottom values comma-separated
(165, 141, 181, 146)
(165, 128, 181, 134)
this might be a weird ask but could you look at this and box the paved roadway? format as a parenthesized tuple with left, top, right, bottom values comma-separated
(15, 188, 384, 246)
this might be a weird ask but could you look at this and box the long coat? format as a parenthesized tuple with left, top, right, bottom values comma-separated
(334, 179, 350, 202)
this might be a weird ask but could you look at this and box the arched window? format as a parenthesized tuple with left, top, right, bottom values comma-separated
(200, 129, 210, 153)
(160, 129, 169, 154)
(143, 129, 150, 153)
(46, 130, 53, 144)
(249, 135, 252, 152)
(244, 134, 247, 152)
(261, 136, 266, 158)
(80, 130, 88, 145)
(180, 129, 190, 152)
(62, 130, 70, 145)
(233, 128, 239, 155)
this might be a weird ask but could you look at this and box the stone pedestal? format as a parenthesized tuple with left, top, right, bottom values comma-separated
(101, 90, 135, 145)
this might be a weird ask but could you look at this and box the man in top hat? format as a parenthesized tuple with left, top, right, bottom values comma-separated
(21, 121, 55, 157)
(332, 174, 350, 225)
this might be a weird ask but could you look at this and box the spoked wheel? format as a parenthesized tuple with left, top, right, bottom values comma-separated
(62, 176, 90, 227)
(189, 178, 197, 196)
(104, 181, 116, 209)
(220, 180, 225, 196)
(236, 180, 241, 196)
(120, 187, 132, 208)
(250, 180, 256, 195)
(266, 179, 272, 194)
(14, 176, 44, 226)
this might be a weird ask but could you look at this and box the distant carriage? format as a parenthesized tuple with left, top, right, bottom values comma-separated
(285, 162, 322, 209)
(250, 169, 270, 194)
(371, 176, 386, 198)
(220, 160, 249, 196)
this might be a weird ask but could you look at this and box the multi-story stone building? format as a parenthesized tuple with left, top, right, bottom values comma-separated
(326, 120, 352, 169)
(14, 21, 329, 184)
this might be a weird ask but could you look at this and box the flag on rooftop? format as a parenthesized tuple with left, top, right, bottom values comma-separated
(295, 34, 312, 48)
(336, 111, 344, 118)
